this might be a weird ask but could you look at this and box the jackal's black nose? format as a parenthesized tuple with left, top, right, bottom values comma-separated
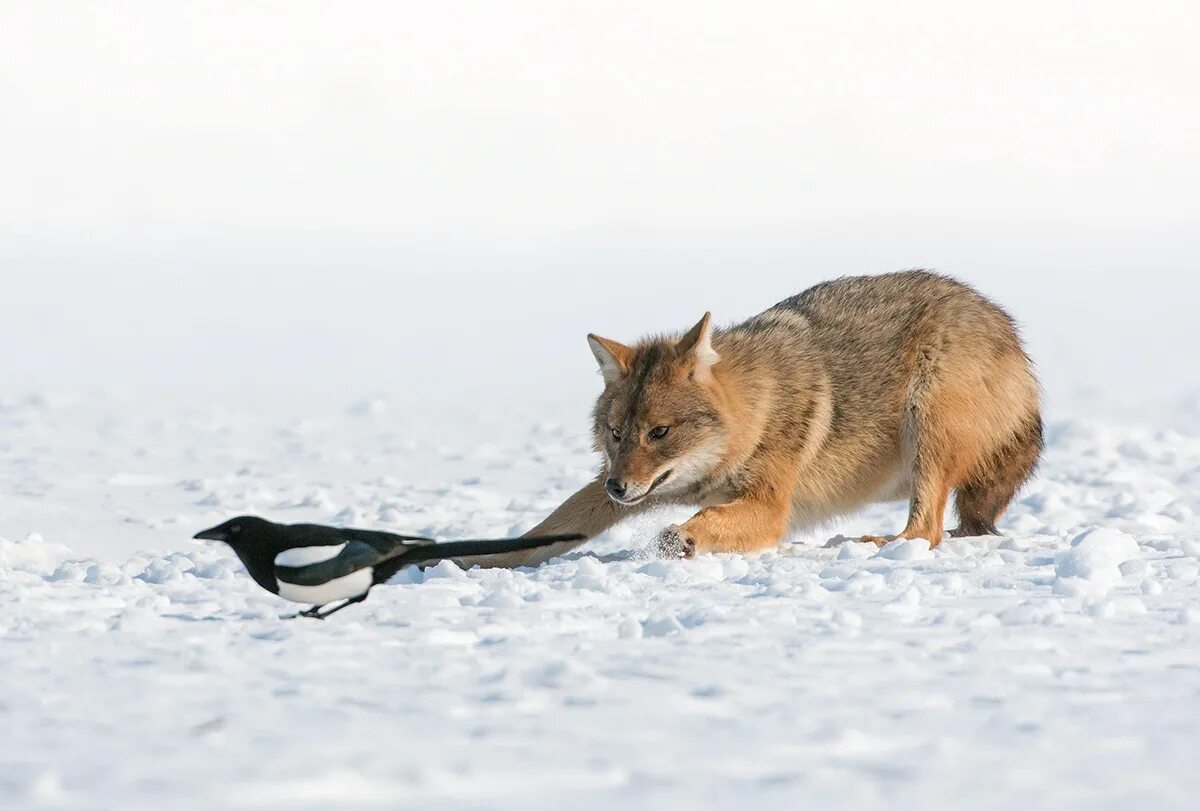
(605, 478, 627, 499)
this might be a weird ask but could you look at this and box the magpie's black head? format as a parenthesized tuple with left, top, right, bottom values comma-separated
(193, 515, 276, 548)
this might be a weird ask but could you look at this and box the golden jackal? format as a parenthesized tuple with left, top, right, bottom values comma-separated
(494, 270, 1042, 565)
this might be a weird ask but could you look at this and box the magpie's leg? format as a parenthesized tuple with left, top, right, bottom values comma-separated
(299, 605, 327, 619)
(313, 592, 369, 619)
(281, 604, 328, 620)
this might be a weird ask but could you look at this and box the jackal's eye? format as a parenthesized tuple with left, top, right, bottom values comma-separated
(610, 427, 621, 441)
(648, 425, 669, 440)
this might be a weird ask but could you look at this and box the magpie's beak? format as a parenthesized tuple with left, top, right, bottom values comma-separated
(193, 528, 228, 542)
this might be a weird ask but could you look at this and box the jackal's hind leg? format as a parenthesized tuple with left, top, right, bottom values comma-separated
(897, 474, 950, 548)
(951, 414, 1043, 538)
(861, 479, 950, 548)
(862, 425, 953, 549)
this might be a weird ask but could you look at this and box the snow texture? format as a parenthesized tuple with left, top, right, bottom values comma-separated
(3, 391, 1200, 810)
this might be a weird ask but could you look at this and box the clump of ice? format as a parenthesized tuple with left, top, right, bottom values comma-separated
(836, 541, 876, 560)
(616, 616, 643, 639)
(642, 613, 685, 637)
(874, 538, 933, 560)
(0, 533, 72, 574)
(421, 559, 467, 580)
(1053, 527, 1141, 596)
(570, 557, 608, 590)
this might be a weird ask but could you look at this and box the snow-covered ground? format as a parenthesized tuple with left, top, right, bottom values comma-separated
(3, 387, 1199, 810)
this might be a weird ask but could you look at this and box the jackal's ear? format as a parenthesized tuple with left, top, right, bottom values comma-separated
(677, 312, 720, 379)
(587, 334, 633, 383)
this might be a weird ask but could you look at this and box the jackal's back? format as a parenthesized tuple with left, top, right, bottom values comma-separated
(768, 270, 1031, 431)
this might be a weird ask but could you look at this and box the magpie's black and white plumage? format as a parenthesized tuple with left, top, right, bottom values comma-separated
(193, 516, 583, 619)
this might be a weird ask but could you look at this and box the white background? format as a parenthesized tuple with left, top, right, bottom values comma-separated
(2, 1, 1198, 416)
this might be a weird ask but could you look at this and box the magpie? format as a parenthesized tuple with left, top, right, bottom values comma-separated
(193, 516, 583, 619)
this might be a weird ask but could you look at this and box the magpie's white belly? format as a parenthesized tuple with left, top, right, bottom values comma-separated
(276, 567, 373, 606)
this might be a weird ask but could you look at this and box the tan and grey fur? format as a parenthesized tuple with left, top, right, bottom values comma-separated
(475, 270, 1042, 566)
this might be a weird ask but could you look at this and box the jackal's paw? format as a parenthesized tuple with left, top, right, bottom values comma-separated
(655, 524, 696, 559)
(860, 534, 894, 548)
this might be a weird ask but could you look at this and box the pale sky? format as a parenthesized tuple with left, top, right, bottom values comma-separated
(4, 1, 1198, 243)
(2, 2, 1197, 408)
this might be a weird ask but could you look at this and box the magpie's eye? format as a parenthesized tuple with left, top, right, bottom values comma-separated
(648, 425, 669, 440)
(611, 427, 621, 441)
(230, 525, 242, 534)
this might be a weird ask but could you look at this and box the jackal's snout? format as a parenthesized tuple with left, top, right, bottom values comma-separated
(603, 467, 675, 505)
(603, 477, 626, 499)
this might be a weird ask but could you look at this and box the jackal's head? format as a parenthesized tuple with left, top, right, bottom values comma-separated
(587, 313, 727, 505)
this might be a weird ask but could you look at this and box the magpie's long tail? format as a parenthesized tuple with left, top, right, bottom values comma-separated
(386, 533, 586, 570)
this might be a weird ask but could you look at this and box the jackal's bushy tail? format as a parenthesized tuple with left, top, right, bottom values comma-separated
(953, 412, 1044, 536)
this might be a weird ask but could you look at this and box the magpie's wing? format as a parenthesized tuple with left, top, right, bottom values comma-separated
(333, 525, 436, 544)
(275, 540, 386, 587)
(285, 523, 435, 555)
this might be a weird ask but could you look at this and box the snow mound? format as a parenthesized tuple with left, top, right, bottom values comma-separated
(0, 533, 72, 574)
(874, 537, 933, 560)
(1053, 527, 1141, 596)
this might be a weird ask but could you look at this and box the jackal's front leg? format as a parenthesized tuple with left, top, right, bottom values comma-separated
(656, 496, 791, 558)
(459, 476, 644, 569)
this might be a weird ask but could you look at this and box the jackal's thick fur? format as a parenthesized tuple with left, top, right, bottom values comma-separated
(492, 271, 1042, 565)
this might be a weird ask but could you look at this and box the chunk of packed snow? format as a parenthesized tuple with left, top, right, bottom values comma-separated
(874, 537, 933, 560)
(1053, 527, 1141, 596)
(0, 533, 72, 574)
